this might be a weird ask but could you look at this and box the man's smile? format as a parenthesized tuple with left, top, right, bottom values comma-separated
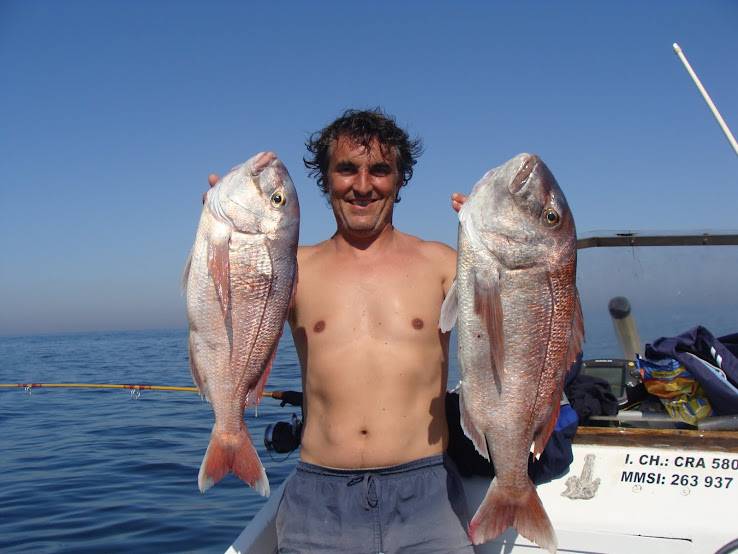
(348, 199, 375, 207)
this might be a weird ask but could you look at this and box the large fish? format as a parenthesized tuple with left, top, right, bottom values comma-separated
(182, 151, 299, 496)
(440, 153, 583, 552)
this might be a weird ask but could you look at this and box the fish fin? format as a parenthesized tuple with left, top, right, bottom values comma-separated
(459, 203, 485, 252)
(188, 338, 208, 403)
(288, 263, 298, 314)
(474, 270, 505, 378)
(198, 427, 270, 497)
(439, 279, 458, 332)
(469, 478, 557, 553)
(568, 291, 585, 364)
(245, 341, 278, 409)
(458, 197, 469, 223)
(248, 267, 297, 408)
(534, 397, 562, 457)
(181, 246, 194, 295)
(533, 291, 585, 456)
(459, 388, 490, 462)
(207, 234, 231, 319)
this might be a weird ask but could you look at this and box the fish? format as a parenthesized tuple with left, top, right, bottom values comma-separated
(182, 151, 299, 496)
(440, 153, 583, 552)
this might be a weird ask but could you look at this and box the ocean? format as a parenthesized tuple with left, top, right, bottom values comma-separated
(0, 329, 303, 554)
(1, 296, 733, 552)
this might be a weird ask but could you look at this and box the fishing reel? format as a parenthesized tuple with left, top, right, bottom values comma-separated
(264, 413, 302, 454)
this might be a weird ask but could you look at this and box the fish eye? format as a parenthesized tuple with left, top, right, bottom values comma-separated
(271, 191, 286, 207)
(543, 208, 559, 226)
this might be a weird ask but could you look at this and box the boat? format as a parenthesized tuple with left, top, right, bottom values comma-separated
(226, 229, 738, 554)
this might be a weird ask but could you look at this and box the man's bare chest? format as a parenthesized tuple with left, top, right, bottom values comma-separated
(295, 266, 443, 340)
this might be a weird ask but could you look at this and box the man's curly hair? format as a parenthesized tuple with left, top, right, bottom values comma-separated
(304, 108, 424, 203)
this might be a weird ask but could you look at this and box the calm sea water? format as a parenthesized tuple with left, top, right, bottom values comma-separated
(0, 329, 304, 554)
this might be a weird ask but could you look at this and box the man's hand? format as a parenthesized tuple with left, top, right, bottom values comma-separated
(203, 174, 220, 203)
(451, 193, 467, 213)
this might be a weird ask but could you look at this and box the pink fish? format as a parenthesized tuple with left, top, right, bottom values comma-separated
(441, 153, 583, 552)
(182, 152, 299, 495)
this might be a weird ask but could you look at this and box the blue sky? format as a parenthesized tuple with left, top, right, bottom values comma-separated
(1, 0, 737, 335)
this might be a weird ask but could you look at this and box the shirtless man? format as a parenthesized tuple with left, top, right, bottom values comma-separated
(293, 113, 456, 469)
(209, 109, 472, 553)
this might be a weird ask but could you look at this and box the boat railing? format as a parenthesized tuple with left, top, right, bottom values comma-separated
(577, 229, 738, 249)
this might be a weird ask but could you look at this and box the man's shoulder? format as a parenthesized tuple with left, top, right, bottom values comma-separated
(396, 231, 456, 260)
(419, 238, 456, 257)
(297, 240, 332, 263)
(394, 232, 457, 290)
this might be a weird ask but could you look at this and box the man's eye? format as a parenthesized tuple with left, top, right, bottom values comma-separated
(334, 165, 356, 175)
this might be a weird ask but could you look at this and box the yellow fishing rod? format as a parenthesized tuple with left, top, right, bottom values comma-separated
(0, 382, 277, 397)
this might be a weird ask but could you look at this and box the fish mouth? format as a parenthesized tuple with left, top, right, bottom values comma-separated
(509, 155, 542, 194)
(250, 151, 278, 176)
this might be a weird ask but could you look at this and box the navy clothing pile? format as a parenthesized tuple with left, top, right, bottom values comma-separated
(644, 326, 738, 416)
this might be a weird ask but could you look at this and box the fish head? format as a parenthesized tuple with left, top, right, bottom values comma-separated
(460, 153, 576, 270)
(207, 151, 300, 240)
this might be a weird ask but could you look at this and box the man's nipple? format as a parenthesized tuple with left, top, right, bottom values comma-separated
(313, 320, 326, 333)
(411, 318, 424, 330)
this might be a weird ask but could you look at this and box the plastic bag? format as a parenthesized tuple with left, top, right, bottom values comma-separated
(636, 355, 712, 425)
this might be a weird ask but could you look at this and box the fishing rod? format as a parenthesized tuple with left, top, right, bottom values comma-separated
(0, 383, 200, 392)
(0, 383, 304, 410)
(0, 382, 289, 400)
(673, 42, 738, 157)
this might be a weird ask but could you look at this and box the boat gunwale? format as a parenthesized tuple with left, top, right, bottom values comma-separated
(576, 229, 738, 249)
(574, 425, 738, 452)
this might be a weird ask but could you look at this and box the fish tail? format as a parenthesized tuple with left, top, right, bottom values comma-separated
(469, 479, 557, 553)
(198, 428, 270, 497)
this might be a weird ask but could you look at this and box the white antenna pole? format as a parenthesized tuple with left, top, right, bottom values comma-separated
(673, 42, 738, 157)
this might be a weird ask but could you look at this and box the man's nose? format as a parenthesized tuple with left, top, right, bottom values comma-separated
(353, 169, 372, 195)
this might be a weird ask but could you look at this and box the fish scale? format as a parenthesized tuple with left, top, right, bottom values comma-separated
(440, 153, 583, 553)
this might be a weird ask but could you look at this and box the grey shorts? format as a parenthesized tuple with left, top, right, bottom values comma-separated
(276, 454, 474, 553)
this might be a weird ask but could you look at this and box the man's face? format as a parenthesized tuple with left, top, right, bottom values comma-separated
(326, 136, 401, 239)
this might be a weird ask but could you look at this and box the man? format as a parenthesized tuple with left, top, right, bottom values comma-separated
(209, 108, 472, 553)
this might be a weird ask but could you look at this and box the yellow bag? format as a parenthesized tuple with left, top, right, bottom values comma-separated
(637, 356, 713, 425)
